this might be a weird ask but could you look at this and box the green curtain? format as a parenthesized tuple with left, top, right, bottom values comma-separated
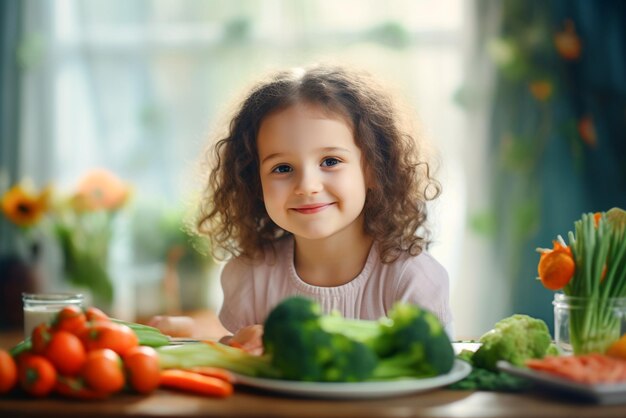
(0, 0, 23, 255)
(481, 0, 626, 330)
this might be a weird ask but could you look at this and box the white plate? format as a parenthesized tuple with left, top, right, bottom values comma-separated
(452, 341, 481, 354)
(233, 359, 471, 399)
(497, 361, 626, 404)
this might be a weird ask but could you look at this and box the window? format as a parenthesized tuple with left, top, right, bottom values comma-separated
(20, 0, 468, 323)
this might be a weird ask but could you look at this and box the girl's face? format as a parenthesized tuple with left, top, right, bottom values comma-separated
(257, 103, 369, 243)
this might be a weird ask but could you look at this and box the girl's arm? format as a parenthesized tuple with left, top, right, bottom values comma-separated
(148, 311, 232, 340)
(148, 315, 264, 354)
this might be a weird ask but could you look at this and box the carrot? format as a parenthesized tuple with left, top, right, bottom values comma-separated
(537, 241, 575, 291)
(160, 369, 233, 397)
(183, 367, 234, 383)
(526, 354, 626, 384)
(607, 334, 626, 360)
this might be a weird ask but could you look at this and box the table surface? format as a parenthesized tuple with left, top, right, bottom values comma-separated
(3, 331, 626, 418)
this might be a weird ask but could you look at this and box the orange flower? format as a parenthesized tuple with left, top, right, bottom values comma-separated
(554, 19, 582, 60)
(578, 116, 597, 147)
(529, 80, 553, 101)
(537, 241, 575, 291)
(0, 184, 50, 227)
(72, 169, 130, 211)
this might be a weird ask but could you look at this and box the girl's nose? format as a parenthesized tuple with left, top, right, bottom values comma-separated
(294, 169, 323, 195)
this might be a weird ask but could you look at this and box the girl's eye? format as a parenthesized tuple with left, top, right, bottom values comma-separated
(272, 165, 292, 173)
(321, 158, 340, 167)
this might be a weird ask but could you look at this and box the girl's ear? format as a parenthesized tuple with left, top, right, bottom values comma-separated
(363, 162, 376, 191)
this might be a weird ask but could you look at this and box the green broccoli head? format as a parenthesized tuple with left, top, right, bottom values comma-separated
(371, 303, 454, 379)
(472, 314, 552, 371)
(262, 296, 377, 382)
(321, 333, 378, 382)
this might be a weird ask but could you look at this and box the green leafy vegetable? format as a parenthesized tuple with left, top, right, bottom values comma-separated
(262, 296, 454, 382)
(471, 314, 552, 371)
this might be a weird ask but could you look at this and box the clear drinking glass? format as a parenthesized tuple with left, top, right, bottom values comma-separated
(553, 293, 626, 354)
(22, 292, 84, 337)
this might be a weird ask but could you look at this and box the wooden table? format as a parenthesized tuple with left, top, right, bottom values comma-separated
(2, 385, 626, 418)
(3, 331, 626, 418)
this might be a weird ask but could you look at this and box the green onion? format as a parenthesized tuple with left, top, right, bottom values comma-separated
(565, 209, 626, 354)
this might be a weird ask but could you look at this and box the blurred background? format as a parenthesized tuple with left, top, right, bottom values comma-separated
(1, 0, 625, 338)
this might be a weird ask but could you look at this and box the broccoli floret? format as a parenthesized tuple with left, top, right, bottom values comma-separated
(472, 314, 552, 371)
(369, 303, 454, 379)
(262, 296, 454, 382)
(262, 297, 377, 382)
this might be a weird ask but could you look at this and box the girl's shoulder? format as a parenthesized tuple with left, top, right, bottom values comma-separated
(380, 247, 449, 284)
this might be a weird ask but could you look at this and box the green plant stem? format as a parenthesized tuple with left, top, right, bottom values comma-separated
(565, 212, 626, 354)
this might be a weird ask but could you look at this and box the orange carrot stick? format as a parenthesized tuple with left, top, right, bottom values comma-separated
(183, 367, 234, 383)
(160, 369, 233, 397)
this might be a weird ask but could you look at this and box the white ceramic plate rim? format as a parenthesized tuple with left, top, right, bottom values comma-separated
(233, 359, 471, 399)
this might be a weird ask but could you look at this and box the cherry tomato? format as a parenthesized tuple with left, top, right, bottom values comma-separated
(0, 350, 18, 394)
(30, 323, 52, 354)
(18, 355, 57, 397)
(82, 349, 125, 394)
(85, 307, 110, 323)
(52, 305, 88, 335)
(55, 376, 109, 400)
(45, 330, 86, 376)
(81, 321, 138, 356)
(123, 346, 161, 394)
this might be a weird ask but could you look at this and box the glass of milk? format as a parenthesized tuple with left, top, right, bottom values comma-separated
(22, 293, 85, 338)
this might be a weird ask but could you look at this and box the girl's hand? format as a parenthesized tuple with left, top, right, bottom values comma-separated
(222, 325, 264, 356)
(147, 315, 195, 338)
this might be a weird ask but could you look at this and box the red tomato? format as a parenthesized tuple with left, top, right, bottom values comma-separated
(55, 376, 110, 400)
(18, 355, 57, 397)
(0, 350, 18, 394)
(85, 307, 110, 323)
(45, 330, 86, 376)
(123, 346, 161, 394)
(82, 349, 125, 394)
(81, 322, 138, 356)
(30, 323, 52, 354)
(52, 305, 88, 335)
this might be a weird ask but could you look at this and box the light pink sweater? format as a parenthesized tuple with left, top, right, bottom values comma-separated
(219, 237, 453, 336)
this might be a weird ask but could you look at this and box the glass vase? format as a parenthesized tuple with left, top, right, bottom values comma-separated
(553, 294, 626, 355)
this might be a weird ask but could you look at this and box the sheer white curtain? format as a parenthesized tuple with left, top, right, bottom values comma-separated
(19, 0, 483, 333)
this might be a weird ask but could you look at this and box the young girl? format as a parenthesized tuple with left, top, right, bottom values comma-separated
(150, 64, 452, 354)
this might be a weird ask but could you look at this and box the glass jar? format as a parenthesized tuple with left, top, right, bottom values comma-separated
(553, 293, 626, 355)
(22, 292, 84, 337)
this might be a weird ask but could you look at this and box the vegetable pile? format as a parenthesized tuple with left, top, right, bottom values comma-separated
(2, 306, 235, 400)
(160, 296, 455, 383)
(263, 296, 455, 382)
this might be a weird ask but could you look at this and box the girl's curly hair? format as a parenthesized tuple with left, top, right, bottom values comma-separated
(198, 64, 441, 262)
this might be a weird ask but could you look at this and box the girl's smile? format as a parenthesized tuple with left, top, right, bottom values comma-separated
(257, 102, 369, 244)
(291, 202, 335, 214)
